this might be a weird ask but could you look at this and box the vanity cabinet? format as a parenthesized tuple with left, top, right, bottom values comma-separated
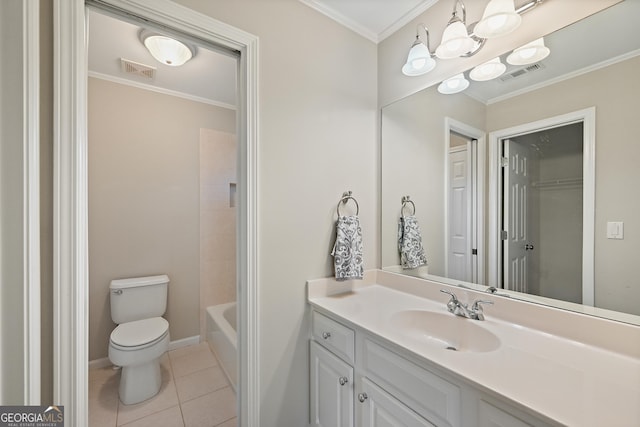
(310, 308, 559, 427)
(310, 311, 355, 427)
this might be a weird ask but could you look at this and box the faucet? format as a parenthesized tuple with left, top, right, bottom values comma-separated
(440, 289, 493, 321)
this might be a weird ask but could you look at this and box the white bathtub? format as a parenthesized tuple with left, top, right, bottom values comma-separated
(206, 302, 237, 391)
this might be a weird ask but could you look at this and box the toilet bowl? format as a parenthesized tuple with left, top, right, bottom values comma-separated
(108, 275, 170, 405)
(109, 317, 170, 405)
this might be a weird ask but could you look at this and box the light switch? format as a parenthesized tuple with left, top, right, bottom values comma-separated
(606, 221, 624, 239)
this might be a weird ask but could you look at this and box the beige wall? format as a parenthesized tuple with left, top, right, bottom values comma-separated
(382, 88, 485, 275)
(486, 55, 640, 315)
(378, 0, 621, 107)
(174, 1, 378, 425)
(199, 128, 237, 338)
(0, 0, 26, 404)
(88, 77, 236, 360)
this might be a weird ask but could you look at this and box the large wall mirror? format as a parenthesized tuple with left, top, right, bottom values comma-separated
(381, 0, 640, 325)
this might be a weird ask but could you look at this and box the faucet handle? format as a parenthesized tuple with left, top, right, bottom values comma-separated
(440, 289, 459, 302)
(472, 299, 493, 309)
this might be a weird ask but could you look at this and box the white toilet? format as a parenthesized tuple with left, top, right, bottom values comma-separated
(108, 275, 170, 405)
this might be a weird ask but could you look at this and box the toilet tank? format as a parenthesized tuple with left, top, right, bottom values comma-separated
(110, 275, 169, 324)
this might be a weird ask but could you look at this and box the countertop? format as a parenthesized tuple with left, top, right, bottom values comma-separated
(307, 270, 640, 427)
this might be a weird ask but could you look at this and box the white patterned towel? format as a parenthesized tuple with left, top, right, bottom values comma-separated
(331, 215, 364, 280)
(398, 215, 427, 269)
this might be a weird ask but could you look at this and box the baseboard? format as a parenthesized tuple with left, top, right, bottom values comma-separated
(168, 335, 201, 351)
(88, 335, 201, 370)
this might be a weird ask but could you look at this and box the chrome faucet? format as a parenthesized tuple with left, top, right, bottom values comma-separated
(440, 289, 493, 321)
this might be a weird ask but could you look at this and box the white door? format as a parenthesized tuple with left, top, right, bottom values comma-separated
(310, 341, 354, 427)
(448, 144, 472, 282)
(503, 139, 533, 293)
(358, 378, 435, 427)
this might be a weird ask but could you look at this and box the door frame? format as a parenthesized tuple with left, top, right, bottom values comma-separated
(488, 107, 595, 305)
(53, 1, 259, 425)
(444, 118, 486, 284)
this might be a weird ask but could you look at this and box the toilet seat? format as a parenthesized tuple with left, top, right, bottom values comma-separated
(110, 317, 169, 351)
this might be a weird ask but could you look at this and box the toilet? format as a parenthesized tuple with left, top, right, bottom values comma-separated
(108, 275, 170, 405)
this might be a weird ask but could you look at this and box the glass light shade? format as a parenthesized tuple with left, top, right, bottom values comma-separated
(437, 73, 469, 94)
(143, 35, 193, 67)
(474, 0, 521, 38)
(435, 20, 476, 59)
(469, 57, 506, 81)
(402, 41, 436, 76)
(507, 38, 550, 65)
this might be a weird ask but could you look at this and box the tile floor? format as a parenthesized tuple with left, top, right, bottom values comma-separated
(89, 342, 237, 427)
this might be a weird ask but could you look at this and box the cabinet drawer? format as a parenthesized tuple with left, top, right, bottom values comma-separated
(312, 311, 355, 364)
(362, 339, 461, 427)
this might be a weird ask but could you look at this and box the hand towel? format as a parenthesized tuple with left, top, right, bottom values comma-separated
(331, 215, 364, 280)
(398, 215, 427, 269)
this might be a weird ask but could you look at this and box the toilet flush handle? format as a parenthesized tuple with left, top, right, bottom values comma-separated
(112, 289, 123, 295)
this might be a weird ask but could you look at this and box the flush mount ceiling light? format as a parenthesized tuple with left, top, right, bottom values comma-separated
(469, 56, 506, 81)
(474, 0, 522, 38)
(507, 37, 550, 65)
(438, 73, 469, 94)
(140, 30, 195, 67)
(402, 24, 436, 76)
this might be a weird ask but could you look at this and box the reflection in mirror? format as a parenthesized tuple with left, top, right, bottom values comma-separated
(381, 1, 640, 324)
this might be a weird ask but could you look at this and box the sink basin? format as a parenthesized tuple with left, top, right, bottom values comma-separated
(390, 310, 501, 353)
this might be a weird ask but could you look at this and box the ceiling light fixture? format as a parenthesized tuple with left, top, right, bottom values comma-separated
(402, 24, 436, 76)
(469, 56, 506, 81)
(506, 37, 550, 65)
(140, 30, 195, 67)
(474, 0, 522, 38)
(438, 73, 470, 94)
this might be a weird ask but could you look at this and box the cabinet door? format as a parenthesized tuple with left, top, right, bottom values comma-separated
(310, 341, 354, 427)
(358, 378, 435, 427)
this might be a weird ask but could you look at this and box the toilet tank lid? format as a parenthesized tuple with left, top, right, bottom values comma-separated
(110, 274, 170, 290)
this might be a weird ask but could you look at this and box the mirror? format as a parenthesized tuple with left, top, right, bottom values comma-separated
(381, 1, 640, 324)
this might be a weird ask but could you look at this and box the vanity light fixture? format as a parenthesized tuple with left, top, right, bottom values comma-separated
(435, 0, 477, 59)
(402, 24, 437, 76)
(506, 37, 550, 65)
(140, 30, 195, 67)
(402, 0, 546, 77)
(469, 57, 506, 81)
(474, 0, 522, 39)
(437, 73, 469, 94)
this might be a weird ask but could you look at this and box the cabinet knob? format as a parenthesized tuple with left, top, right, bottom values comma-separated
(339, 376, 349, 386)
(358, 393, 368, 403)
(322, 331, 331, 339)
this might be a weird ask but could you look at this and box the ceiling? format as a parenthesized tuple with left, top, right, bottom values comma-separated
(88, 1, 637, 108)
(88, 9, 238, 109)
(298, 0, 438, 43)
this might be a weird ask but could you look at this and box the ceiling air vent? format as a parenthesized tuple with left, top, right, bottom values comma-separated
(499, 62, 546, 82)
(120, 58, 156, 79)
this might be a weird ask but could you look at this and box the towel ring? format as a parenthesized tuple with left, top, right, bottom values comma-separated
(337, 191, 359, 216)
(401, 195, 416, 217)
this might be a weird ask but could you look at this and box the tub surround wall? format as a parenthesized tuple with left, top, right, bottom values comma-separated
(200, 128, 237, 339)
(88, 77, 235, 361)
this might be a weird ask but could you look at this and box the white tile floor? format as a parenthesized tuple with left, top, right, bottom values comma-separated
(89, 342, 237, 427)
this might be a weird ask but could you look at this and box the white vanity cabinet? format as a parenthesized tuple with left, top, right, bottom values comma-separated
(310, 311, 356, 427)
(310, 308, 559, 427)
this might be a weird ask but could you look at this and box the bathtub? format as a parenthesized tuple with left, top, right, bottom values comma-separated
(206, 302, 237, 391)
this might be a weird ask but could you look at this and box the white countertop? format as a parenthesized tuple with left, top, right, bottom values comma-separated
(307, 270, 640, 427)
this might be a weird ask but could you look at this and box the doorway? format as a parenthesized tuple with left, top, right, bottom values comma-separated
(445, 118, 486, 285)
(53, 1, 258, 425)
(501, 123, 584, 302)
(488, 108, 595, 306)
